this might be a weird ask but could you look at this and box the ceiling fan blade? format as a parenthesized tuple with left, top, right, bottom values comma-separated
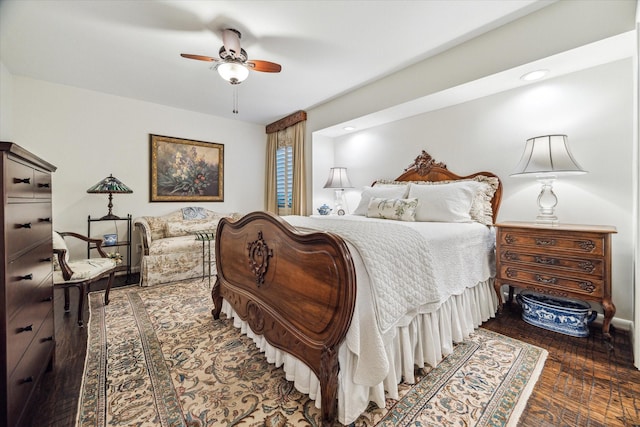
(180, 53, 218, 62)
(222, 28, 242, 58)
(247, 60, 282, 73)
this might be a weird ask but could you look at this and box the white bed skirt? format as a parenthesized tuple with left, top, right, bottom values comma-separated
(220, 278, 498, 425)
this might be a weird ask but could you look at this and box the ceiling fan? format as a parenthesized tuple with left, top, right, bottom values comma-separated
(181, 28, 282, 85)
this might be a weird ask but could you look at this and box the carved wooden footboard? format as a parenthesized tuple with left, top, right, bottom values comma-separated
(212, 211, 356, 426)
(211, 150, 503, 426)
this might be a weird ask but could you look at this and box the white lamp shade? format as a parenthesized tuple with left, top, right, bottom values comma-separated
(217, 62, 249, 83)
(323, 167, 353, 189)
(511, 135, 587, 177)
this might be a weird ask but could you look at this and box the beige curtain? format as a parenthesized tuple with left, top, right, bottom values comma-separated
(265, 132, 278, 213)
(290, 121, 306, 215)
(264, 119, 306, 215)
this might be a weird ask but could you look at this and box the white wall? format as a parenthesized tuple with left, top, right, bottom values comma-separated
(0, 62, 13, 141)
(313, 59, 635, 323)
(10, 76, 266, 266)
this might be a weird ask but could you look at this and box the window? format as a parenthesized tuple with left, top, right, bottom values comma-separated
(276, 145, 293, 215)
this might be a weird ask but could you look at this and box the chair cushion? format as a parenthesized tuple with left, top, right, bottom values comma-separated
(53, 258, 116, 284)
(148, 235, 206, 256)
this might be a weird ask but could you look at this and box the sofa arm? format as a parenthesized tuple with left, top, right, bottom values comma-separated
(133, 217, 152, 256)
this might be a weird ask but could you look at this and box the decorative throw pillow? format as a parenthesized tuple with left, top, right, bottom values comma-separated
(407, 182, 476, 222)
(366, 197, 418, 221)
(353, 185, 409, 215)
(377, 176, 498, 225)
(181, 207, 208, 220)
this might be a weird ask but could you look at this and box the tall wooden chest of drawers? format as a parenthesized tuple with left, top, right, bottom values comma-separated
(495, 221, 617, 339)
(1, 142, 57, 427)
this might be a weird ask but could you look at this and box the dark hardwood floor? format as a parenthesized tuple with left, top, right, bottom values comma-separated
(20, 278, 640, 427)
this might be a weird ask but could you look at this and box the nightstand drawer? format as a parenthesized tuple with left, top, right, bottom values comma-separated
(499, 249, 604, 277)
(498, 229, 605, 257)
(499, 265, 603, 297)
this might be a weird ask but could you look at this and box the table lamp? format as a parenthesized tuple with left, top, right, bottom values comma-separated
(511, 135, 586, 225)
(87, 174, 133, 220)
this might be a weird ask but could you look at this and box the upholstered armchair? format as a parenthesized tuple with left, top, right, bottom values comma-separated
(52, 231, 117, 326)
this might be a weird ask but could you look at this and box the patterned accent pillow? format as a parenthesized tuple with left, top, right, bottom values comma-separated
(181, 207, 208, 220)
(376, 175, 498, 225)
(353, 185, 410, 215)
(366, 197, 418, 221)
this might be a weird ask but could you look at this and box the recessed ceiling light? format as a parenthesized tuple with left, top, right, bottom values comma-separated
(343, 126, 356, 131)
(520, 69, 549, 81)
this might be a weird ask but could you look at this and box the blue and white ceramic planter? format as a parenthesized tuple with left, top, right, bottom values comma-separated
(516, 291, 597, 337)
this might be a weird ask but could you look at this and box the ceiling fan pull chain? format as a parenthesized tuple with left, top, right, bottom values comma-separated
(233, 85, 239, 114)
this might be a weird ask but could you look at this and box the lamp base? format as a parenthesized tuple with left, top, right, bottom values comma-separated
(536, 177, 559, 226)
(535, 214, 559, 225)
(100, 213, 122, 220)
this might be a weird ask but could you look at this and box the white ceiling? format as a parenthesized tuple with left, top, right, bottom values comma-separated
(0, 0, 559, 126)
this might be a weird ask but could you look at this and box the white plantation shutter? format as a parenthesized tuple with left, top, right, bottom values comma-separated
(276, 145, 293, 214)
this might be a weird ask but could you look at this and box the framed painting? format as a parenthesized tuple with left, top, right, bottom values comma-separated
(150, 134, 224, 202)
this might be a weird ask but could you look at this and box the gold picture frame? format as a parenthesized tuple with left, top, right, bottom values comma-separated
(150, 134, 224, 202)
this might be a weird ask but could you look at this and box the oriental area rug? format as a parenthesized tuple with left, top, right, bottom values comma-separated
(76, 280, 547, 427)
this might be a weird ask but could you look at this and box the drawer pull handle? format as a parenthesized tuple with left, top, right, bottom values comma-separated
(578, 240, 596, 252)
(18, 324, 33, 333)
(42, 336, 54, 342)
(535, 238, 556, 247)
(534, 256, 558, 266)
(38, 183, 51, 188)
(20, 376, 34, 384)
(535, 274, 557, 285)
(13, 177, 31, 184)
(39, 217, 52, 222)
(578, 261, 596, 273)
(578, 281, 596, 293)
(17, 223, 32, 229)
(504, 251, 520, 261)
(42, 296, 53, 302)
(41, 257, 52, 262)
(19, 274, 34, 280)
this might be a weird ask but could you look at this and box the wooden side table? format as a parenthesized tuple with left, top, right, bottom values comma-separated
(494, 221, 617, 339)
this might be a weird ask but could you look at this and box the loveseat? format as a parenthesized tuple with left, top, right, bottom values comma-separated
(133, 207, 242, 287)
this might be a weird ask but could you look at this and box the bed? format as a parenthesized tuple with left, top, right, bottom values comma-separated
(212, 150, 503, 426)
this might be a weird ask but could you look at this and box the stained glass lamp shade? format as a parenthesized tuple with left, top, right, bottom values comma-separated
(87, 174, 133, 220)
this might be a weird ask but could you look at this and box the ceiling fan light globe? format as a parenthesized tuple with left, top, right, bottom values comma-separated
(218, 62, 249, 83)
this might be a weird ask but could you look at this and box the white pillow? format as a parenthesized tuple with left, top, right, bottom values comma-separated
(408, 182, 477, 222)
(377, 176, 498, 225)
(366, 197, 418, 221)
(352, 185, 409, 215)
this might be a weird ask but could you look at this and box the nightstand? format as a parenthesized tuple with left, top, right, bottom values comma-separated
(495, 221, 617, 339)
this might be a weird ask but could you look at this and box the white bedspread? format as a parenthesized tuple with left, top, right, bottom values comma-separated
(284, 216, 439, 333)
(221, 215, 498, 425)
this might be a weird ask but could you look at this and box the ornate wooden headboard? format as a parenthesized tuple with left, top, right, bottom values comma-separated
(392, 150, 503, 221)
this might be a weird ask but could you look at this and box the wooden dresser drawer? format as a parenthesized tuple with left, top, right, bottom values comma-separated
(6, 243, 53, 321)
(6, 309, 54, 427)
(5, 202, 52, 258)
(6, 292, 54, 380)
(33, 169, 53, 199)
(498, 249, 604, 278)
(498, 229, 605, 257)
(499, 265, 603, 298)
(5, 158, 35, 198)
